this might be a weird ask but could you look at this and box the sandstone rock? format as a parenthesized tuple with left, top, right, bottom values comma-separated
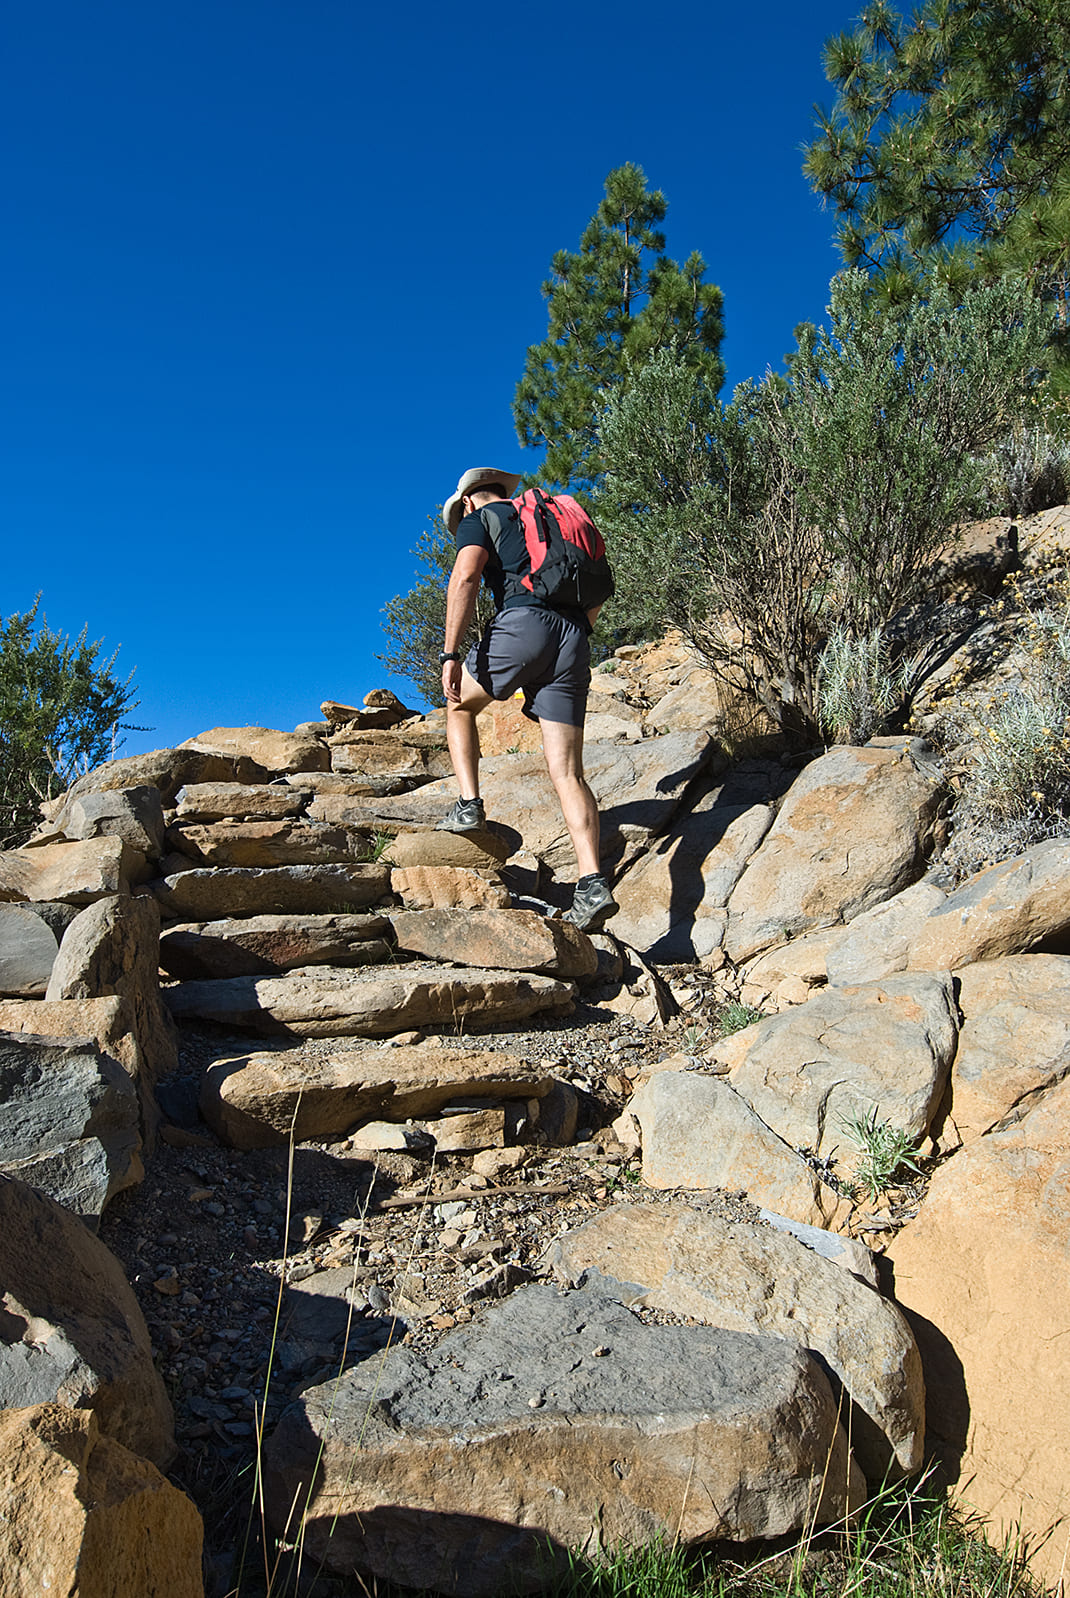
(644, 672, 728, 732)
(724, 972, 957, 1164)
(725, 741, 947, 963)
(0, 837, 134, 906)
(263, 1284, 862, 1596)
(887, 1073, 1070, 1592)
(473, 696, 549, 756)
(950, 955, 1070, 1141)
(584, 711, 643, 743)
(168, 818, 366, 867)
(46, 895, 179, 1084)
(164, 964, 575, 1038)
(627, 1071, 849, 1229)
(328, 733, 453, 780)
(159, 912, 393, 979)
(390, 865, 510, 910)
(0, 1176, 174, 1462)
(738, 926, 844, 1005)
(322, 690, 413, 729)
(0, 906, 60, 997)
(181, 724, 329, 773)
(379, 731, 724, 873)
(759, 1209, 880, 1288)
(153, 863, 392, 920)
(391, 908, 597, 979)
(550, 1202, 923, 1479)
(347, 1119, 424, 1152)
(906, 839, 1070, 970)
(0, 1404, 202, 1598)
(930, 516, 1019, 596)
(825, 881, 949, 987)
(37, 785, 167, 860)
(385, 828, 515, 869)
(0, 996, 140, 1085)
(199, 1043, 554, 1147)
(0, 1030, 142, 1224)
(62, 745, 271, 805)
(176, 782, 313, 821)
(432, 1106, 507, 1151)
(612, 800, 773, 959)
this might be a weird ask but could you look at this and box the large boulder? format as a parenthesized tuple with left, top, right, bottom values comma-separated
(180, 724, 329, 773)
(200, 1042, 556, 1147)
(722, 972, 958, 1165)
(167, 818, 366, 867)
(825, 881, 949, 987)
(152, 863, 392, 920)
(725, 741, 947, 963)
(0, 996, 141, 1086)
(550, 1202, 923, 1480)
(264, 1284, 862, 1597)
(36, 785, 167, 860)
(888, 1073, 1070, 1592)
(907, 839, 1070, 970)
(0, 1031, 142, 1224)
(0, 905, 61, 997)
(950, 956, 1070, 1142)
(384, 828, 515, 870)
(390, 908, 598, 979)
(163, 964, 575, 1037)
(625, 1071, 850, 1230)
(0, 838, 135, 906)
(0, 1404, 203, 1598)
(159, 912, 393, 979)
(59, 745, 272, 806)
(0, 1175, 174, 1462)
(46, 895, 178, 1084)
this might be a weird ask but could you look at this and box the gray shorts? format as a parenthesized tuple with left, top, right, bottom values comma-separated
(465, 607, 590, 726)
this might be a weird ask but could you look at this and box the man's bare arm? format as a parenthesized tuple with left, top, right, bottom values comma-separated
(442, 544, 489, 702)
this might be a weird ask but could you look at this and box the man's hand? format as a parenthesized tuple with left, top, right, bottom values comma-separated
(442, 659, 463, 703)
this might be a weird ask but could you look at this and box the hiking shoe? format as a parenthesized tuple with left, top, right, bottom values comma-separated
(563, 873, 619, 933)
(435, 797, 486, 833)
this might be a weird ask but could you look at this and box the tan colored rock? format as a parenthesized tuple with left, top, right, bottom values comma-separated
(472, 696, 546, 756)
(159, 913, 392, 980)
(199, 1043, 554, 1147)
(153, 863, 392, 920)
(322, 691, 413, 729)
(950, 955, 1070, 1141)
(0, 1404, 202, 1598)
(433, 1107, 507, 1151)
(644, 671, 729, 732)
(264, 1283, 862, 1596)
(583, 711, 643, 743)
(181, 724, 329, 773)
(887, 1074, 1070, 1592)
(168, 818, 366, 867)
(627, 1071, 850, 1230)
(930, 516, 1019, 596)
(328, 733, 452, 780)
(164, 964, 575, 1038)
(384, 828, 514, 869)
(725, 972, 957, 1164)
(61, 745, 271, 806)
(725, 741, 947, 963)
(0, 837, 133, 906)
(0, 1178, 175, 1462)
(391, 908, 597, 979)
(907, 839, 1070, 970)
(0, 995, 140, 1082)
(551, 1202, 923, 1479)
(738, 928, 842, 1004)
(390, 865, 510, 910)
(825, 881, 948, 986)
(176, 782, 312, 821)
(46, 894, 178, 1083)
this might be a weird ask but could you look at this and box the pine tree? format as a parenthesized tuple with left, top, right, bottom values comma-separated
(513, 163, 724, 491)
(804, 0, 1070, 302)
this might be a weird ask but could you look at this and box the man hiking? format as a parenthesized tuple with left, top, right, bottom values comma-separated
(435, 465, 618, 933)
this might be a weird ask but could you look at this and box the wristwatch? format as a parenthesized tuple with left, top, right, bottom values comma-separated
(438, 650, 461, 665)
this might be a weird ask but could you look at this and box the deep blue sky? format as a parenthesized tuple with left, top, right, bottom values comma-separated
(3, 0, 862, 757)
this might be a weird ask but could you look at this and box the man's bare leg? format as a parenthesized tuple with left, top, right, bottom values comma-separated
(539, 717, 601, 877)
(444, 667, 494, 799)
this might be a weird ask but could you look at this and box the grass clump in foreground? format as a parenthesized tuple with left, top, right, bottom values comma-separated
(546, 1477, 1056, 1598)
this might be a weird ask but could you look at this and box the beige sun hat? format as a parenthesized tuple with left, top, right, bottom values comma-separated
(443, 467, 522, 534)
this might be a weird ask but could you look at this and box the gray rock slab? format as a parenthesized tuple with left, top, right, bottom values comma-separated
(390, 908, 597, 979)
(907, 839, 1070, 970)
(166, 818, 366, 868)
(38, 786, 166, 860)
(0, 1174, 175, 1464)
(263, 1284, 863, 1597)
(152, 863, 392, 919)
(0, 907, 59, 997)
(825, 881, 949, 986)
(726, 971, 957, 1163)
(163, 964, 576, 1038)
(176, 782, 313, 821)
(62, 746, 272, 806)
(0, 1031, 142, 1226)
(0, 838, 135, 906)
(549, 1202, 923, 1481)
(627, 1071, 850, 1230)
(950, 955, 1070, 1141)
(726, 741, 947, 963)
(158, 912, 393, 979)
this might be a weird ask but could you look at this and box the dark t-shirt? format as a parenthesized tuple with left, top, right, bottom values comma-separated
(455, 501, 586, 626)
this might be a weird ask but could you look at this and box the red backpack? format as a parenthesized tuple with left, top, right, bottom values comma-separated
(506, 488, 615, 614)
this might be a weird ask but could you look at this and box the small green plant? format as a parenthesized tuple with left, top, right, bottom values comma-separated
(680, 1021, 710, 1051)
(817, 626, 911, 745)
(840, 1104, 924, 1205)
(358, 831, 394, 864)
(717, 1002, 765, 1038)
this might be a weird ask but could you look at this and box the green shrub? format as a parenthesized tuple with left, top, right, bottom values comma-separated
(817, 627, 912, 745)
